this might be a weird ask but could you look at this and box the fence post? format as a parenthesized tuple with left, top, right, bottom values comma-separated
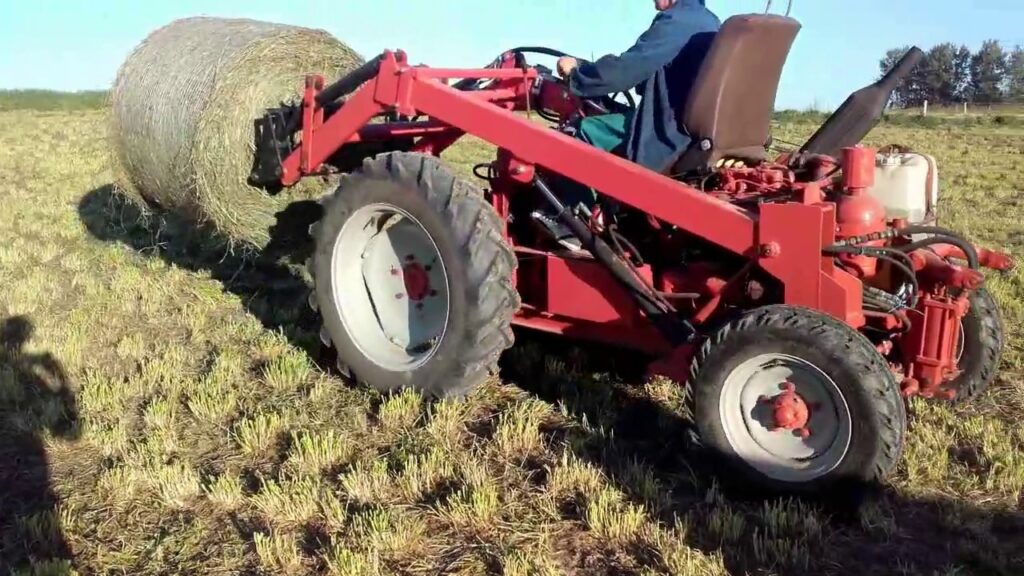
(923, 100, 928, 117)
(963, 102, 968, 115)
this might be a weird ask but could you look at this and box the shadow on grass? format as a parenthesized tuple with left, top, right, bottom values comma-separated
(0, 316, 80, 572)
(77, 184, 1024, 575)
(77, 185, 325, 361)
(501, 330, 1024, 576)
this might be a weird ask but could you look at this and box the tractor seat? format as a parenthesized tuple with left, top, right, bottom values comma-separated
(665, 14, 801, 177)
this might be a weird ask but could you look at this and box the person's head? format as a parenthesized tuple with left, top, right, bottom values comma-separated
(655, 0, 678, 11)
(1, 316, 32, 351)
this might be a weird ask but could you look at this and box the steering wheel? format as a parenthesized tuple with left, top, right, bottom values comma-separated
(454, 47, 636, 121)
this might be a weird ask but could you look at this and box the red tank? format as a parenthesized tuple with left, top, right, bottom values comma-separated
(835, 147, 887, 277)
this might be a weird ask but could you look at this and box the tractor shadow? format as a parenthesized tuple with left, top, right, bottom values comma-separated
(0, 316, 80, 571)
(501, 330, 1024, 576)
(77, 185, 324, 360)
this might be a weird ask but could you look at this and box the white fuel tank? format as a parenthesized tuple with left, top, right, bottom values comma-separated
(867, 152, 939, 225)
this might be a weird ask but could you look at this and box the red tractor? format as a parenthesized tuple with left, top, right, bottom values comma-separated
(249, 14, 1012, 493)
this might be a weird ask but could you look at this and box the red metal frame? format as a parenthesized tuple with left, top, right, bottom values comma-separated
(277, 49, 1013, 398)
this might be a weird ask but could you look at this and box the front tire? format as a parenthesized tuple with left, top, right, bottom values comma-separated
(949, 287, 1003, 404)
(310, 152, 520, 398)
(688, 306, 906, 494)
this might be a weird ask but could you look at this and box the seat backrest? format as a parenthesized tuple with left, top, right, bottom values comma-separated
(676, 14, 801, 171)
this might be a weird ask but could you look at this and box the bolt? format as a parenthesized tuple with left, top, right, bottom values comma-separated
(390, 267, 399, 276)
(406, 254, 416, 261)
(424, 265, 432, 272)
(429, 289, 438, 297)
(760, 242, 781, 258)
(416, 303, 424, 310)
(395, 293, 405, 300)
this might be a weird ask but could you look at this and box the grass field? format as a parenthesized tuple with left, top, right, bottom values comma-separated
(0, 100, 1023, 576)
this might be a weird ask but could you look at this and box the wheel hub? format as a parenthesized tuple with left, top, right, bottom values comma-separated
(768, 382, 811, 438)
(719, 353, 852, 482)
(402, 261, 432, 302)
(331, 203, 450, 371)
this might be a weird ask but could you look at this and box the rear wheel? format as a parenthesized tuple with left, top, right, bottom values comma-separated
(949, 287, 1003, 403)
(310, 152, 519, 398)
(688, 306, 906, 494)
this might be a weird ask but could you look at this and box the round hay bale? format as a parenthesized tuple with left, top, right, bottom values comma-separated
(109, 17, 364, 250)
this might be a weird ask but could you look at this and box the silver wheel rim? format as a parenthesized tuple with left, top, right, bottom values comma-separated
(330, 203, 450, 372)
(719, 353, 852, 483)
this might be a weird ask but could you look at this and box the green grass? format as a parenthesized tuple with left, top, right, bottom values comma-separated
(0, 90, 108, 112)
(0, 107, 1022, 575)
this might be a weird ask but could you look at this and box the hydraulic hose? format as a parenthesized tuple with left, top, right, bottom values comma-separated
(864, 284, 900, 301)
(533, 176, 694, 346)
(832, 225, 980, 270)
(824, 246, 920, 307)
(872, 253, 919, 306)
(893, 225, 980, 270)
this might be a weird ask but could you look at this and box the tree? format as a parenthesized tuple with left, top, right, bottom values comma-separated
(953, 45, 973, 102)
(921, 43, 964, 105)
(1006, 46, 1024, 102)
(970, 39, 1007, 103)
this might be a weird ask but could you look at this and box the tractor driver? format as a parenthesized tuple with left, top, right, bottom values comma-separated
(532, 0, 721, 250)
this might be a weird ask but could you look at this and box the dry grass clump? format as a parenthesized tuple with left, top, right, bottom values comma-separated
(109, 17, 363, 250)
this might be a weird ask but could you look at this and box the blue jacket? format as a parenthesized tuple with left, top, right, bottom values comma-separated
(568, 0, 720, 172)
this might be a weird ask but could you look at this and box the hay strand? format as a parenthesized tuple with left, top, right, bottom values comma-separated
(109, 17, 364, 250)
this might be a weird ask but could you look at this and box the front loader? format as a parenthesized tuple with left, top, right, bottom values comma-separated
(248, 14, 1013, 494)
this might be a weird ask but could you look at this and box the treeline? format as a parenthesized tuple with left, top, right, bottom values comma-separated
(882, 41, 1024, 108)
(0, 89, 108, 112)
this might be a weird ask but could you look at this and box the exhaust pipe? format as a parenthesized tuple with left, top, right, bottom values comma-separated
(796, 47, 925, 161)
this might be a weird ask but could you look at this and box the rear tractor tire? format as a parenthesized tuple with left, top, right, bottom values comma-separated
(949, 287, 1004, 404)
(309, 152, 520, 398)
(687, 305, 906, 495)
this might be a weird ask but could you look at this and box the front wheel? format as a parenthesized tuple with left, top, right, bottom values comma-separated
(309, 152, 520, 399)
(949, 287, 1003, 404)
(688, 306, 906, 494)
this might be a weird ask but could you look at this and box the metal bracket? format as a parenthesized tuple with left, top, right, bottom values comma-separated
(249, 107, 295, 190)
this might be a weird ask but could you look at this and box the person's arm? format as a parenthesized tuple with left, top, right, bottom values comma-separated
(568, 9, 692, 97)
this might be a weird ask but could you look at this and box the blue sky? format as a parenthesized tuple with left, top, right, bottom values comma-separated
(0, 0, 1021, 109)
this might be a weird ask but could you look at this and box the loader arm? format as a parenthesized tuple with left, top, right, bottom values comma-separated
(275, 50, 864, 327)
